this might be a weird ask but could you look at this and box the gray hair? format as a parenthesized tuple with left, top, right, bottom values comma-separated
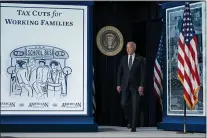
(127, 41, 136, 49)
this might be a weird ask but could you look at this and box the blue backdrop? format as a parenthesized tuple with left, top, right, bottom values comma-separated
(158, 1, 206, 133)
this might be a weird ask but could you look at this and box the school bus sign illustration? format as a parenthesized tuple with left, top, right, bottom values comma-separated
(7, 45, 72, 100)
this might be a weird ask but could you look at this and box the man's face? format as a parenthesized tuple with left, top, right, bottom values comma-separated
(126, 43, 135, 55)
(39, 62, 45, 67)
(28, 59, 35, 66)
(22, 63, 27, 69)
(51, 63, 57, 70)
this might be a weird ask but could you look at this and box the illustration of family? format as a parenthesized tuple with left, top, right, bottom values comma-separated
(9, 58, 72, 99)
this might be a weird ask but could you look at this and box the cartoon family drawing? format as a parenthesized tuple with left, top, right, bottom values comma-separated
(7, 45, 72, 99)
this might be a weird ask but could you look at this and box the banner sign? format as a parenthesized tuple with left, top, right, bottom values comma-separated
(0, 3, 88, 115)
(166, 2, 206, 116)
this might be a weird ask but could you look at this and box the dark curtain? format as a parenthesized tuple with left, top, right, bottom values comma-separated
(146, 19, 163, 125)
(93, 1, 162, 126)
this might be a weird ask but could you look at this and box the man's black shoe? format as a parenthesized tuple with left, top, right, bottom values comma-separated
(127, 124, 131, 129)
(131, 128, 136, 132)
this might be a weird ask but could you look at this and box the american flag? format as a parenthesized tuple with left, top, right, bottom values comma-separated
(177, 2, 200, 110)
(153, 35, 164, 107)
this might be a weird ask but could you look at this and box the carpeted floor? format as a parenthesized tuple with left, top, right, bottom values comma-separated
(1, 126, 205, 138)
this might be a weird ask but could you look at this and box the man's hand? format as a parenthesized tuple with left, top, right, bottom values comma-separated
(138, 86, 144, 96)
(40, 82, 46, 86)
(117, 86, 121, 93)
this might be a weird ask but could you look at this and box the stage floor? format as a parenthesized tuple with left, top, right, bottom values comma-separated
(1, 126, 205, 137)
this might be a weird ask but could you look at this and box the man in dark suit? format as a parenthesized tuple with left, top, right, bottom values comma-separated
(117, 42, 145, 132)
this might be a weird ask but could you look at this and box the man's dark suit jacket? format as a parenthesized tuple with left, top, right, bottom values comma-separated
(117, 54, 145, 91)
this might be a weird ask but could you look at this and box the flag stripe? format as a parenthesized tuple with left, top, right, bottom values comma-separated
(191, 37, 200, 84)
(154, 80, 161, 97)
(154, 75, 162, 92)
(154, 68, 162, 87)
(155, 60, 163, 78)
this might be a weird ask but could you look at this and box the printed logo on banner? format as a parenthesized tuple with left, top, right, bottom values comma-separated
(96, 26, 124, 56)
(61, 102, 81, 108)
(28, 102, 49, 108)
(0, 102, 16, 108)
(7, 45, 72, 100)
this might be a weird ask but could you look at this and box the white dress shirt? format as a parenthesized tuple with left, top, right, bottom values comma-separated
(128, 53, 135, 66)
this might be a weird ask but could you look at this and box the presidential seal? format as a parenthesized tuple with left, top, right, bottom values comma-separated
(96, 26, 124, 56)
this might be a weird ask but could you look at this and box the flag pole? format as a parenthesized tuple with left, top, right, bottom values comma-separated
(184, 99, 187, 133)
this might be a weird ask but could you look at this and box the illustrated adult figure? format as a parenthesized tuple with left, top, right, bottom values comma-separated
(16, 60, 33, 97)
(47, 60, 65, 97)
(33, 59, 49, 99)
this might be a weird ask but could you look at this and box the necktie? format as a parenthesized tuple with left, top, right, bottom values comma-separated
(129, 56, 132, 70)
